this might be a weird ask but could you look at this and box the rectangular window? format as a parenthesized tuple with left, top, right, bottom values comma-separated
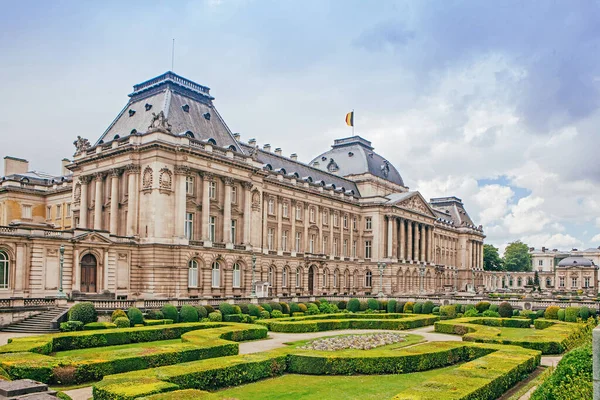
(343, 214, 348, 229)
(352, 240, 357, 257)
(333, 213, 338, 227)
(352, 217, 357, 230)
(365, 217, 372, 230)
(295, 232, 302, 252)
(333, 238, 338, 257)
(343, 239, 348, 257)
(267, 228, 274, 250)
(46, 206, 52, 220)
(231, 186, 237, 204)
(538, 259, 543, 266)
(22, 205, 32, 219)
(559, 277, 565, 288)
(268, 198, 275, 215)
(323, 236, 328, 254)
(209, 181, 216, 199)
(323, 211, 328, 225)
(309, 234, 315, 253)
(282, 230, 288, 251)
(585, 277, 590, 288)
(309, 207, 315, 223)
(209, 216, 216, 242)
(186, 176, 194, 195)
(185, 212, 194, 240)
(66, 203, 71, 216)
(56, 205, 62, 219)
(231, 220, 236, 243)
(571, 277, 578, 288)
(283, 202, 289, 217)
(296, 205, 302, 220)
(365, 240, 372, 259)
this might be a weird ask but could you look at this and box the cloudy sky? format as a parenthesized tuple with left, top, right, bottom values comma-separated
(1, 1, 599, 253)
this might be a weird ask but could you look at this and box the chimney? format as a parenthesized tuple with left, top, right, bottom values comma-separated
(542, 247, 546, 252)
(263, 144, 271, 152)
(3, 156, 29, 176)
(529, 247, 534, 251)
(248, 138, 256, 146)
(290, 153, 298, 161)
(553, 249, 558, 252)
(61, 158, 70, 176)
(274, 148, 282, 156)
(233, 133, 241, 141)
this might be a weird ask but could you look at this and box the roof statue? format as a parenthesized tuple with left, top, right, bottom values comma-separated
(73, 136, 91, 155)
(248, 145, 260, 161)
(148, 111, 172, 133)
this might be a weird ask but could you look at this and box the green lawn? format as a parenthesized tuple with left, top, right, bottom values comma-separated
(53, 339, 184, 360)
(212, 365, 460, 400)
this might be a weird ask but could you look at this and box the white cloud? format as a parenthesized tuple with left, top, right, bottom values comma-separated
(591, 233, 600, 243)
(503, 196, 550, 235)
(522, 233, 582, 250)
(474, 185, 514, 226)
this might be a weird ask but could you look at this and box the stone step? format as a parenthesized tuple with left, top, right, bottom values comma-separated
(0, 379, 49, 398)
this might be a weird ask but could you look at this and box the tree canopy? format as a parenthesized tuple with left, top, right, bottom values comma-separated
(503, 240, 532, 272)
(483, 244, 503, 271)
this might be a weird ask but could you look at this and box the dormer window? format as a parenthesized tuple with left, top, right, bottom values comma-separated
(203, 112, 211, 120)
(182, 104, 190, 112)
(128, 109, 136, 117)
(145, 103, 152, 111)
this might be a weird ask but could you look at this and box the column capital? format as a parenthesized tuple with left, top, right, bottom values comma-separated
(78, 175, 92, 184)
(125, 164, 141, 173)
(242, 181, 253, 190)
(222, 177, 234, 186)
(110, 168, 123, 177)
(93, 172, 107, 181)
(200, 171, 214, 181)
(174, 165, 190, 175)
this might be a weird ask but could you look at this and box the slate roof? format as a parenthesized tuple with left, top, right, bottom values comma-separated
(558, 256, 594, 267)
(96, 72, 242, 152)
(429, 196, 480, 229)
(1, 171, 71, 186)
(309, 136, 405, 187)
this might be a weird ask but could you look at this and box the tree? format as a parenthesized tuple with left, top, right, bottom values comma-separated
(533, 270, 540, 287)
(483, 244, 503, 271)
(503, 241, 532, 272)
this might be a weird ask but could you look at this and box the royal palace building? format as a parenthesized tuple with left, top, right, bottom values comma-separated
(0, 72, 486, 300)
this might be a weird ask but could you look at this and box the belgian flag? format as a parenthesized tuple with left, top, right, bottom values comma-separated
(345, 111, 354, 127)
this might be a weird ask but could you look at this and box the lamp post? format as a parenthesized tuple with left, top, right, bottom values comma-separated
(57, 245, 67, 298)
(251, 254, 257, 298)
(419, 263, 426, 294)
(453, 270, 457, 292)
(377, 262, 386, 297)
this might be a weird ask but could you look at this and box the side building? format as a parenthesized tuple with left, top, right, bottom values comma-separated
(0, 71, 485, 300)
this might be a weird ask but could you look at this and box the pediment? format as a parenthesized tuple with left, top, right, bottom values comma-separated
(393, 192, 437, 218)
(72, 231, 114, 244)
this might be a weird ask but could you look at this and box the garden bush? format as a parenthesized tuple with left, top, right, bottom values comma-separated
(145, 310, 164, 320)
(180, 305, 199, 323)
(367, 298, 379, 311)
(195, 306, 208, 319)
(204, 305, 214, 314)
(395, 301, 406, 314)
(288, 303, 300, 313)
(298, 303, 307, 313)
(279, 303, 290, 315)
(489, 304, 499, 312)
(259, 310, 270, 319)
(243, 304, 258, 318)
(565, 307, 580, 322)
(268, 302, 282, 312)
(271, 310, 283, 318)
(260, 303, 272, 313)
(347, 298, 360, 312)
(224, 314, 245, 322)
(337, 301, 347, 310)
(475, 301, 490, 313)
(208, 312, 222, 322)
(558, 308, 566, 321)
(454, 304, 463, 313)
(403, 302, 414, 313)
(579, 306, 590, 320)
(413, 302, 423, 314)
(219, 303, 235, 316)
(306, 303, 320, 315)
(68, 302, 97, 325)
(161, 304, 179, 323)
(359, 301, 368, 311)
(318, 301, 338, 314)
(83, 322, 117, 330)
(292, 312, 304, 317)
(465, 305, 475, 313)
(512, 309, 520, 317)
(544, 306, 560, 320)
(127, 307, 144, 326)
(464, 308, 479, 317)
(423, 301, 435, 314)
(111, 309, 127, 322)
(498, 302, 513, 318)
(144, 319, 173, 326)
(432, 306, 440, 315)
(114, 317, 130, 328)
(439, 305, 457, 319)
(379, 300, 387, 311)
(482, 310, 500, 318)
(59, 321, 83, 332)
(238, 303, 249, 315)
(386, 299, 397, 314)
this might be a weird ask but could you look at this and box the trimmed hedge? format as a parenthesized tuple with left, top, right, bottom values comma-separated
(179, 305, 199, 323)
(403, 302, 414, 313)
(68, 302, 97, 325)
(422, 301, 434, 314)
(439, 305, 457, 319)
(144, 319, 173, 326)
(544, 305, 560, 320)
(347, 298, 360, 312)
(60, 321, 83, 332)
(367, 298, 379, 311)
(161, 305, 179, 323)
(111, 309, 127, 322)
(475, 301, 491, 313)
(565, 306, 579, 322)
(127, 308, 144, 326)
(114, 317, 130, 329)
(498, 302, 513, 318)
(413, 302, 423, 314)
(84, 322, 117, 331)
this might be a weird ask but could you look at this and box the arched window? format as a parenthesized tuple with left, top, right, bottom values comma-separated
(509, 278, 514, 287)
(344, 270, 349, 288)
(0, 251, 8, 289)
(517, 277, 522, 287)
(188, 259, 198, 287)
(322, 269, 328, 287)
(296, 268, 301, 287)
(334, 270, 338, 288)
(211, 261, 220, 288)
(365, 270, 373, 288)
(233, 263, 241, 288)
(282, 267, 288, 287)
(546, 278, 551, 287)
(268, 266, 274, 286)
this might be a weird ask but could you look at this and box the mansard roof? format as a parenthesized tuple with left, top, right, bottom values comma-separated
(309, 136, 405, 187)
(96, 72, 242, 152)
(557, 256, 594, 267)
(430, 196, 482, 231)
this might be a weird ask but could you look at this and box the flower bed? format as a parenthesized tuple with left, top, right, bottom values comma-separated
(299, 333, 406, 351)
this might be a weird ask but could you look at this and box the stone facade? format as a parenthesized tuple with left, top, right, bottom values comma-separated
(0, 72, 485, 299)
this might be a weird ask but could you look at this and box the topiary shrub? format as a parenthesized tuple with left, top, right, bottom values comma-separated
(454, 304, 463, 314)
(475, 301, 491, 313)
(204, 305, 214, 314)
(432, 306, 440, 315)
(367, 298, 379, 311)
(145, 310, 164, 320)
(260, 303, 273, 313)
(268, 302, 282, 312)
(271, 310, 283, 318)
(219, 303, 235, 316)
(279, 303, 290, 315)
(161, 304, 179, 323)
(565, 307, 580, 322)
(423, 301, 435, 314)
(489, 304, 499, 312)
(306, 303, 320, 315)
(498, 302, 513, 318)
(465, 305, 475, 313)
(60, 321, 83, 332)
(111, 309, 127, 322)
(403, 302, 414, 313)
(347, 298, 360, 312)
(544, 306, 560, 320)
(259, 310, 270, 319)
(238, 303, 250, 315)
(289, 302, 300, 313)
(482, 310, 500, 318)
(396, 302, 406, 313)
(337, 301, 347, 310)
(195, 306, 208, 319)
(513, 309, 520, 317)
(313, 300, 321, 308)
(114, 317, 130, 328)
(579, 306, 590, 320)
(558, 308, 566, 321)
(440, 305, 457, 319)
(68, 302, 97, 325)
(464, 308, 479, 317)
(127, 307, 144, 325)
(84, 322, 117, 330)
(180, 305, 199, 322)
(208, 311, 222, 322)
(379, 300, 387, 311)
(247, 304, 261, 318)
(387, 299, 397, 314)
(359, 301, 368, 311)
(413, 302, 423, 314)
(298, 303, 307, 313)
(318, 301, 338, 314)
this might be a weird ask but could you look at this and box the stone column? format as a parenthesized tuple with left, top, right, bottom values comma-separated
(290, 200, 297, 252)
(243, 182, 252, 246)
(223, 177, 233, 245)
(74, 248, 81, 291)
(349, 214, 354, 259)
(387, 215, 393, 258)
(126, 165, 140, 236)
(399, 218, 405, 260)
(428, 226, 434, 262)
(329, 210, 334, 255)
(406, 221, 413, 261)
(419, 224, 425, 262)
(14, 244, 25, 293)
(339, 213, 344, 257)
(303, 203, 309, 252)
(109, 169, 121, 235)
(174, 166, 189, 239)
(262, 195, 269, 250)
(93, 173, 104, 230)
(413, 223, 419, 262)
(480, 242, 484, 269)
(201, 173, 213, 241)
(276, 196, 283, 251)
(79, 176, 90, 229)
